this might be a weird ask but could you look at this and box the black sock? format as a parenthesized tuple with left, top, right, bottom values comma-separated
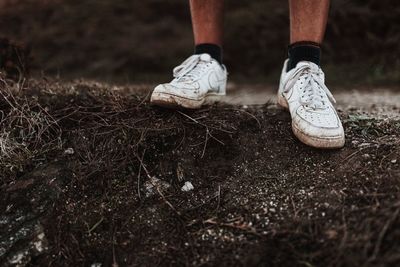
(194, 43, 223, 64)
(287, 41, 321, 72)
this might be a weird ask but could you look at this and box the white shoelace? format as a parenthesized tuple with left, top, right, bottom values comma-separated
(172, 55, 210, 83)
(285, 63, 336, 110)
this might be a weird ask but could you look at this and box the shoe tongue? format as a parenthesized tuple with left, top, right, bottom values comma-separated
(199, 53, 212, 62)
(296, 61, 318, 69)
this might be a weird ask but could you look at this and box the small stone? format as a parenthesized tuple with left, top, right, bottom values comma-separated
(64, 148, 74, 155)
(391, 159, 397, 164)
(362, 154, 370, 159)
(325, 229, 338, 239)
(181, 181, 194, 192)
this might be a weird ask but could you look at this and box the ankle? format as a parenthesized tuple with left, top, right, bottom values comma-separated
(194, 43, 223, 64)
(287, 41, 321, 72)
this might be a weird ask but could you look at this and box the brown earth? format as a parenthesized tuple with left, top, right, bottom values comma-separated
(1, 77, 400, 266)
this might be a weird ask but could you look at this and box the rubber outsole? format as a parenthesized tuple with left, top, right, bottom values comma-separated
(150, 92, 225, 109)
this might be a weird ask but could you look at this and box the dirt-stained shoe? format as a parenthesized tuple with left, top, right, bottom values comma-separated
(151, 53, 227, 109)
(278, 60, 345, 149)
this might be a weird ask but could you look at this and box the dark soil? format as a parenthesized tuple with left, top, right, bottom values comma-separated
(1, 77, 400, 266)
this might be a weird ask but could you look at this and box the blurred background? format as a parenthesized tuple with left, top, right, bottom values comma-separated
(0, 0, 399, 85)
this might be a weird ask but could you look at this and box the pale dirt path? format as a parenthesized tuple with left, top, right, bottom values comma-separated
(223, 83, 400, 118)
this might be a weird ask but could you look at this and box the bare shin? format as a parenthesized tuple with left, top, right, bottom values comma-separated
(289, 0, 330, 44)
(189, 0, 224, 46)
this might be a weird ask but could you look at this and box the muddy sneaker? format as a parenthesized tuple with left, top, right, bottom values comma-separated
(277, 60, 345, 149)
(151, 53, 227, 109)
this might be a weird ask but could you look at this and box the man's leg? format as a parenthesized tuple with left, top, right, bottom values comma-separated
(278, 0, 345, 149)
(289, 0, 329, 44)
(190, 0, 224, 63)
(190, 0, 224, 46)
(287, 0, 329, 71)
(151, 0, 227, 109)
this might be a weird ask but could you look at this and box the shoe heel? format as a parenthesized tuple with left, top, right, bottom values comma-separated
(277, 93, 289, 110)
(204, 94, 224, 105)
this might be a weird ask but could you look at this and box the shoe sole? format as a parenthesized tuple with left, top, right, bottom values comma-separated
(277, 93, 345, 149)
(150, 91, 225, 109)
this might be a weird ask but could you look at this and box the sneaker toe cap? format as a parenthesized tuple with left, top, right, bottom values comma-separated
(153, 83, 200, 99)
(296, 106, 340, 128)
(293, 108, 344, 139)
(293, 115, 344, 139)
(153, 84, 171, 94)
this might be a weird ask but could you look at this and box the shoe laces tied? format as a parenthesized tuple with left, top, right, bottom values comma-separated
(172, 55, 210, 82)
(285, 63, 336, 110)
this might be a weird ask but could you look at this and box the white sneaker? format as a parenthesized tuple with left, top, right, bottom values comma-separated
(278, 60, 345, 148)
(151, 53, 227, 109)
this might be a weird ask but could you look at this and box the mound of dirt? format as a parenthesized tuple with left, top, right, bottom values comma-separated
(0, 78, 400, 266)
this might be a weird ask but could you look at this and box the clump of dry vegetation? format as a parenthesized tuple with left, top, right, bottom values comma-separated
(0, 76, 61, 184)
